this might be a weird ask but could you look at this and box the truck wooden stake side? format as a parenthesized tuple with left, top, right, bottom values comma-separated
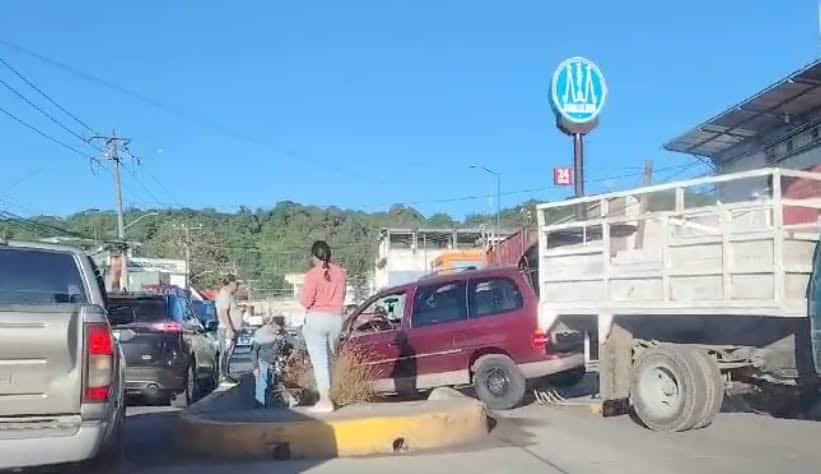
(535, 167, 821, 431)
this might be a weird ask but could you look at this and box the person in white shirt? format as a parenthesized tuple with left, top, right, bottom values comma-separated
(216, 274, 242, 384)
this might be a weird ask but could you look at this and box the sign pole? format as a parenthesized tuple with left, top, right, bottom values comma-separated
(573, 133, 585, 197)
(550, 56, 606, 202)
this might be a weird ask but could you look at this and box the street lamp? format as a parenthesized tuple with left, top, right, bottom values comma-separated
(470, 164, 501, 238)
(123, 212, 160, 232)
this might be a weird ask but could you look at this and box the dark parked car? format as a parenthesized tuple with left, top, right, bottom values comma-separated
(107, 294, 219, 405)
(341, 266, 584, 409)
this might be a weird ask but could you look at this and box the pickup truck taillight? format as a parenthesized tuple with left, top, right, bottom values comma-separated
(84, 322, 114, 403)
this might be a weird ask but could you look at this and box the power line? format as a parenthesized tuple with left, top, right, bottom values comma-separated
(0, 208, 97, 241)
(0, 52, 183, 214)
(122, 162, 175, 208)
(0, 55, 96, 133)
(0, 39, 380, 184)
(0, 104, 95, 160)
(0, 75, 92, 145)
(363, 161, 707, 210)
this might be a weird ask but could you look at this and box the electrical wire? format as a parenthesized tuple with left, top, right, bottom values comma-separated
(0, 208, 97, 240)
(0, 55, 96, 133)
(360, 161, 708, 210)
(0, 104, 94, 160)
(122, 162, 176, 208)
(0, 76, 93, 145)
(0, 39, 380, 184)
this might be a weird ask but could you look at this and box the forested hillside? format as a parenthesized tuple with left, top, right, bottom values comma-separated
(0, 200, 540, 294)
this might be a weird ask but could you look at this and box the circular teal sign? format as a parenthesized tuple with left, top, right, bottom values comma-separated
(551, 57, 607, 124)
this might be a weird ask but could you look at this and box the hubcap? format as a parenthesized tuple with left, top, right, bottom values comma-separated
(638, 365, 682, 418)
(486, 368, 510, 396)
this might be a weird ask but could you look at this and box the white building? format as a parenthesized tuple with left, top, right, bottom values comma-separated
(373, 227, 515, 289)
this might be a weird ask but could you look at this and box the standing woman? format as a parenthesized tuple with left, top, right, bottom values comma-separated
(299, 240, 347, 413)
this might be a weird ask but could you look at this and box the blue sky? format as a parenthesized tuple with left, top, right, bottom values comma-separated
(0, 1, 817, 219)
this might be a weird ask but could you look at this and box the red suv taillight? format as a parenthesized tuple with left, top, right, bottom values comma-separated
(84, 322, 114, 403)
(533, 330, 549, 351)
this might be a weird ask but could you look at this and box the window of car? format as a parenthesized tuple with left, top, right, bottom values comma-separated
(411, 281, 467, 328)
(468, 277, 523, 318)
(0, 248, 88, 305)
(349, 292, 406, 336)
(107, 297, 169, 325)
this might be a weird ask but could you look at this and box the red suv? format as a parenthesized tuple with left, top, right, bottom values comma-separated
(340, 266, 584, 409)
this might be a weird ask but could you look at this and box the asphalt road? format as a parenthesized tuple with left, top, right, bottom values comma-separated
(15, 367, 821, 474)
(81, 396, 821, 474)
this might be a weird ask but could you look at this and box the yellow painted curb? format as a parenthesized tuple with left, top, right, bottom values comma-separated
(177, 396, 488, 459)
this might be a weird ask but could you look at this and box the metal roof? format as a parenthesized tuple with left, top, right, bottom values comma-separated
(664, 60, 821, 161)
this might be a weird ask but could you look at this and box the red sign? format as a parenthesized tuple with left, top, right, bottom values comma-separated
(554, 167, 574, 186)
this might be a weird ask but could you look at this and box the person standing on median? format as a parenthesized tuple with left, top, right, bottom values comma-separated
(300, 240, 347, 413)
(216, 274, 243, 384)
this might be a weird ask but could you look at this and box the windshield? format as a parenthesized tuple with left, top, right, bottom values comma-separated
(108, 298, 169, 325)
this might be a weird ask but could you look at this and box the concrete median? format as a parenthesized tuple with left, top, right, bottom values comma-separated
(177, 383, 490, 460)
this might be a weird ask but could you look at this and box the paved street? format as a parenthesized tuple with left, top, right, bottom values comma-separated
(77, 396, 821, 474)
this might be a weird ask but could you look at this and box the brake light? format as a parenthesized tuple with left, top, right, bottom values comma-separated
(150, 322, 183, 333)
(84, 322, 114, 403)
(533, 331, 549, 351)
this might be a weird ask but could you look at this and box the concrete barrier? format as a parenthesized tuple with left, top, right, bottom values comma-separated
(177, 383, 489, 460)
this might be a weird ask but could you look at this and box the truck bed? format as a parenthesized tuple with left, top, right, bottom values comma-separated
(536, 168, 821, 321)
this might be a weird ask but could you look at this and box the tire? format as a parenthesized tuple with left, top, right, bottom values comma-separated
(187, 363, 202, 403)
(630, 345, 710, 432)
(690, 349, 724, 429)
(172, 365, 196, 408)
(547, 366, 586, 387)
(473, 355, 526, 410)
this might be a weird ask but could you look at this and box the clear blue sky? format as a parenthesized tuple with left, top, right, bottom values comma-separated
(0, 1, 817, 219)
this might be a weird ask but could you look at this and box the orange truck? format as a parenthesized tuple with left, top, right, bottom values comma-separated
(430, 250, 486, 274)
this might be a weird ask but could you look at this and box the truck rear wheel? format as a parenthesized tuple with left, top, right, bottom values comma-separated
(690, 349, 724, 429)
(630, 345, 711, 432)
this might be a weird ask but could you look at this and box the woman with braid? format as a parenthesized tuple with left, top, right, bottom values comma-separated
(299, 240, 347, 413)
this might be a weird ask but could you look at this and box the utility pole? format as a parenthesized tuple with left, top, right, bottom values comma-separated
(91, 131, 134, 292)
(179, 223, 203, 290)
(634, 159, 654, 250)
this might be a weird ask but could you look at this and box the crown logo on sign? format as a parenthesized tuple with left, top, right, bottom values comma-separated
(562, 62, 597, 113)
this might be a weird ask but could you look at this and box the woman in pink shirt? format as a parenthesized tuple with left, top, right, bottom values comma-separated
(300, 240, 347, 413)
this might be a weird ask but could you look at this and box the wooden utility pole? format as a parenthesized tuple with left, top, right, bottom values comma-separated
(634, 159, 654, 250)
(91, 131, 134, 291)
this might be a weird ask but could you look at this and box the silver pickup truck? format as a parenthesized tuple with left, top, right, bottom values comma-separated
(0, 241, 126, 470)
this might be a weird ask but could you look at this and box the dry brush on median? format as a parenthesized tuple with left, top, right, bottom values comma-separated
(285, 345, 376, 407)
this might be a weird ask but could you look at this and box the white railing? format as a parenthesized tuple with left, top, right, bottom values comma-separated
(535, 168, 821, 318)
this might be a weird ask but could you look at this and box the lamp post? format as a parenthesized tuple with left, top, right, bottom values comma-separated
(470, 164, 501, 239)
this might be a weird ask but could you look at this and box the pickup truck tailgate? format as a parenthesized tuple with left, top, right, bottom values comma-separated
(0, 305, 83, 417)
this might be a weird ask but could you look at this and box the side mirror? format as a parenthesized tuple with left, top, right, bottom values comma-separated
(205, 320, 218, 332)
